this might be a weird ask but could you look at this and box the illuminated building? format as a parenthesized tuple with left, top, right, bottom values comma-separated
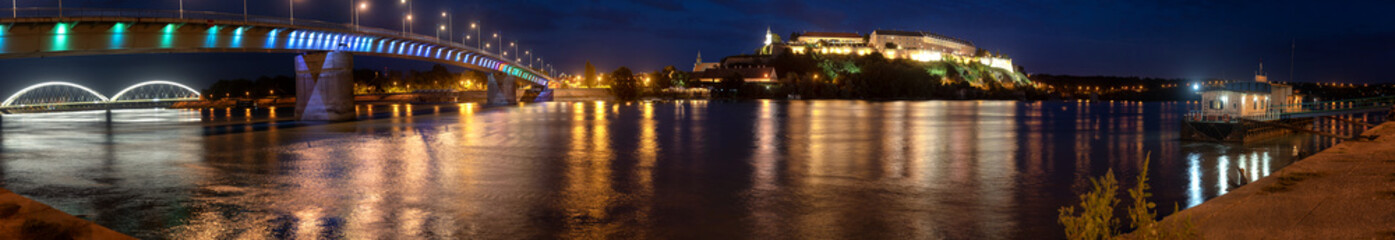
(693, 52, 720, 72)
(692, 67, 778, 84)
(1197, 63, 1303, 117)
(1183, 62, 1306, 142)
(868, 30, 976, 58)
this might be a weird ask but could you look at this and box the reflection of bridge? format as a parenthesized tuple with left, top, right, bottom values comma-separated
(1, 8, 550, 120)
(0, 81, 200, 113)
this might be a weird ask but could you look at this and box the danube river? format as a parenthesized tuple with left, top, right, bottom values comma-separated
(0, 100, 1370, 239)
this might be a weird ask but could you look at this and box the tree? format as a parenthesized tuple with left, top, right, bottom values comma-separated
(583, 61, 598, 87)
(670, 71, 691, 88)
(654, 66, 677, 90)
(610, 67, 639, 100)
(718, 73, 745, 98)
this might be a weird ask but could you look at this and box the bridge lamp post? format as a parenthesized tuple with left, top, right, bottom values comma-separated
(441, 12, 452, 43)
(510, 42, 517, 62)
(493, 32, 500, 55)
(289, 0, 294, 25)
(472, 23, 480, 50)
(436, 25, 445, 42)
(400, 0, 413, 35)
(403, 14, 414, 35)
(355, 2, 368, 30)
(179, 0, 183, 19)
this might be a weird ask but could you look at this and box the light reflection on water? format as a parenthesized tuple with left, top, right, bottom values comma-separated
(0, 101, 1374, 239)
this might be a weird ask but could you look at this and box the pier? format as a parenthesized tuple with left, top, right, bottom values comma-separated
(1152, 121, 1395, 238)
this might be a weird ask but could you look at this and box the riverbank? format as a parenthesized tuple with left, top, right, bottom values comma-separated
(0, 188, 133, 239)
(1151, 121, 1395, 238)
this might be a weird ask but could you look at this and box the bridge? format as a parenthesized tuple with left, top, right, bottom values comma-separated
(0, 81, 201, 113)
(0, 8, 551, 120)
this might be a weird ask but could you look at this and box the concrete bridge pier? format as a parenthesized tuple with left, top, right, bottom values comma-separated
(487, 72, 518, 105)
(294, 51, 356, 121)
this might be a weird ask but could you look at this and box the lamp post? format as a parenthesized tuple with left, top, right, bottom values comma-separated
(472, 22, 480, 49)
(493, 32, 500, 55)
(510, 42, 517, 62)
(441, 12, 452, 43)
(436, 25, 445, 42)
(288, 0, 294, 25)
(179, 0, 184, 19)
(355, 2, 368, 30)
(401, 0, 413, 34)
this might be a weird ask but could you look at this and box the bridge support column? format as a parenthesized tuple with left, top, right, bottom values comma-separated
(294, 51, 355, 121)
(486, 72, 517, 105)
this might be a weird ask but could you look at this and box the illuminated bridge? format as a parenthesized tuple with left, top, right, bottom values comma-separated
(0, 8, 551, 120)
(0, 81, 201, 114)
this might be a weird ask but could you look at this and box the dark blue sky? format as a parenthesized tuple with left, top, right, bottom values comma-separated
(1, 0, 1392, 92)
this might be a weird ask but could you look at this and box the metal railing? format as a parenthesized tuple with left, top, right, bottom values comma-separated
(1187, 95, 1395, 123)
(0, 8, 551, 80)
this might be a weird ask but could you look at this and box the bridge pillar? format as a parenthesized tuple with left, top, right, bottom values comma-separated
(486, 72, 518, 105)
(294, 51, 355, 121)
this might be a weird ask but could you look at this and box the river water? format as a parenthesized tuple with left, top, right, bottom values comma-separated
(0, 100, 1373, 239)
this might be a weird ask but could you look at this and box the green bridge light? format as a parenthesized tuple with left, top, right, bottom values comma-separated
(110, 23, 128, 49)
(52, 23, 71, 51)
(161, 24, 179, 48)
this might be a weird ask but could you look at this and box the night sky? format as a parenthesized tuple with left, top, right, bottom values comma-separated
(0, 0, 1392, 92)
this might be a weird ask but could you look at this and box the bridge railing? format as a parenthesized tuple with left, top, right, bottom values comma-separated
(0, 8, 553, 81)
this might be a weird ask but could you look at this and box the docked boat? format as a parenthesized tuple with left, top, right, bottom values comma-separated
(1181, 63, 1307, 142)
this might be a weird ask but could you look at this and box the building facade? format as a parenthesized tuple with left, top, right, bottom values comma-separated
(867, 30, 977, 57)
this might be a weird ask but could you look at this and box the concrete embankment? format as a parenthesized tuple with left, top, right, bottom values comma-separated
(1152, 122, 1395, 238)
(0, 188, 134, 239)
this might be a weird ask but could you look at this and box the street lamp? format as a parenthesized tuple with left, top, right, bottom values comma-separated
(441, 12, 452, 43)
(355, 2, 368, 30)
(400, 0, 413, 35)
(471, 22, 480, 49)
(179, 0, 184, 19)
(436, 24, 446, 41)
(288, 0, 294, 25)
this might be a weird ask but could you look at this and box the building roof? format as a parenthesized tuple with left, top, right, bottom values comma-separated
(693, 67, 776, 79)
(871, 30, 974, 46)
(796, 32, 863, 39)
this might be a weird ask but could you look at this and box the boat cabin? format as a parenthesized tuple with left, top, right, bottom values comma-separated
(1196, 64, 1303, 120)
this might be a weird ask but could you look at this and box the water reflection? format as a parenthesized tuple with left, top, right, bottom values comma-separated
(0, 101, 1374, 239)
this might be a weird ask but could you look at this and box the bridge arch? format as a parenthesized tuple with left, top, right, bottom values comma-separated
(1, 82, 111, 107)
(110, 80, 202, 101)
